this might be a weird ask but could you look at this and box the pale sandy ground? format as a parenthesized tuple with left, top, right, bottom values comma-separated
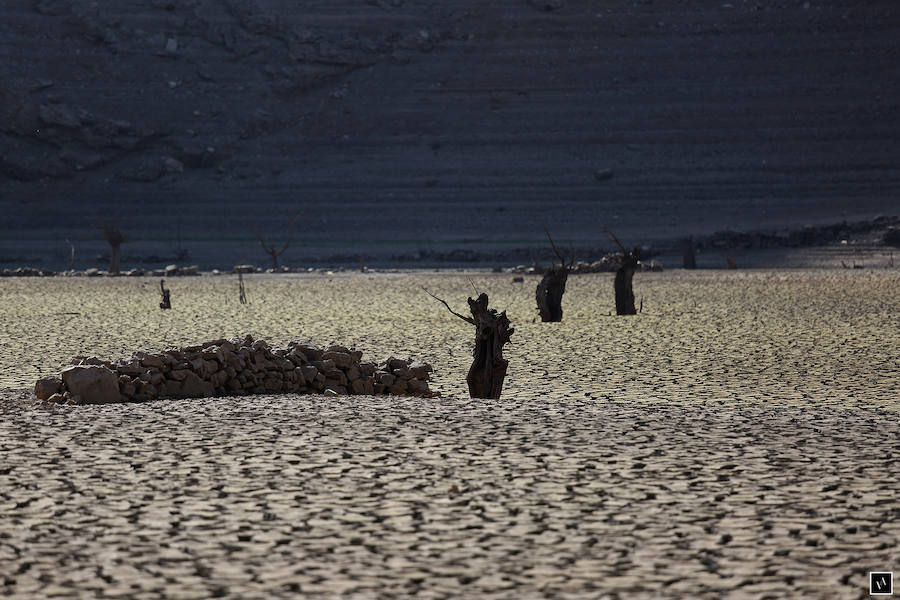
(1, 270, 898, 599)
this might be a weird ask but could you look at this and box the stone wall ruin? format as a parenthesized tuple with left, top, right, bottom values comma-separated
(34, 336, 435, 405)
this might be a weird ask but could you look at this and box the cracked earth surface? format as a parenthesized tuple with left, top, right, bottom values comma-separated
(1, 270, 898, 598)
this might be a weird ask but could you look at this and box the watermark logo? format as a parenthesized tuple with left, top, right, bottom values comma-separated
(870, 572, 893, 596)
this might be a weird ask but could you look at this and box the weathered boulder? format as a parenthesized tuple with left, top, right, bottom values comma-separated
(322, 350, 353, 369)
(409, 361, 433, 380)
(324, 368, 348, 387)
(171, 371, 214, 398)
(140, 355, 165, 370)
(299, 365, 319, 385)
(169, 368, 191, 381)
(263, 374, 283, 392)
(119, 378, 136, 399)
(359, 362, 377, 377)
(116, 360, 146, 377)
(34, 376, 62, 400)
(408, 379, 429, 395)
(294, 342, 323, 361)
(61, 366, 120, 404)
(386, 357, 410, 371)
(311, 358, 336, 372)
(345, 365, 361, 382)
(388, 380, 408, 395)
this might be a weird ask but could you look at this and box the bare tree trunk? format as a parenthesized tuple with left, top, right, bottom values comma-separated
(423, 289, 514, 399)
(465, 293, 514, 399)
(102, 223, 126, 276)
(614, 254, 638, 315)
(535, 229, 575, 322)
(681, 237, 696, 269)
(536, 265, 568, 322)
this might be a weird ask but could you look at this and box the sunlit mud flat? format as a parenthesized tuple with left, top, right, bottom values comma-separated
(1, 270, 898, 599)
(1, 270, 897, 405)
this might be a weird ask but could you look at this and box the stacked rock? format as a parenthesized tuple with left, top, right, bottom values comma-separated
(568, 256, 663, 274)
(33, 335, 435, 405)
(0, 267, 56, 277)
(509, 255, 663, 275)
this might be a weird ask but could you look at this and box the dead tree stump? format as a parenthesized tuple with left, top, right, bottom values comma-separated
(606, 231, 638, 316)
(614, 252, 638, 315)
(159, 280, 171, 309)
(535, 229, 576, 322)
(102, 223, 126, 276)
(424, 289, 514, 399)
(466, 293, 514, 399)
(536, 265, 568, 322)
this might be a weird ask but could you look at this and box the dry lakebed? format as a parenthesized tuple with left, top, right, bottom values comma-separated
(1, 270, 898, 599)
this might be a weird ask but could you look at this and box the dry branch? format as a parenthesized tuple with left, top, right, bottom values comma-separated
(422, 287, 475, 325)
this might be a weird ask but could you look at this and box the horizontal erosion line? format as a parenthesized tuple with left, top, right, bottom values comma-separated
(212, 181, 900, 193)
(284, 132, 900, 147)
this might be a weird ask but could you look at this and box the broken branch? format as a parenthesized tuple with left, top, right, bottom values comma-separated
(422, 287, 475, 325)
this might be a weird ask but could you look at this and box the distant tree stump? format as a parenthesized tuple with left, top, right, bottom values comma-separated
(606, 231, 639, 316)
(535, 229, 576, 322)
(102, 223, 126, 276)
(536, 265, 568, 322)
(614, 251, 638, 315)
(465, 293, 514, 399)
(159, 279, 171, 309)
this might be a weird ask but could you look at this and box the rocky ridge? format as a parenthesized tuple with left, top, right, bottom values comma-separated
(34, 335, 435, 404)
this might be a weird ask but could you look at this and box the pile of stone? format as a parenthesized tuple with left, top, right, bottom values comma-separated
(0, 267, 56, 277)
(121, 265, 201, 277)
(508, 254, 663, 275)
(34, 336, 435, 405)
(700, 216, 900, 250)
(0, 265, 201, 278)
(569, 256, 663, 274)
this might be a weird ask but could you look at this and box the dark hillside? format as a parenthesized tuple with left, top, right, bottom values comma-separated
(2, 1, 899, 268)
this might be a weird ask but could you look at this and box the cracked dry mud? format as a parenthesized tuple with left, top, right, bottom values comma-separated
(1, 270, 898, 599)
